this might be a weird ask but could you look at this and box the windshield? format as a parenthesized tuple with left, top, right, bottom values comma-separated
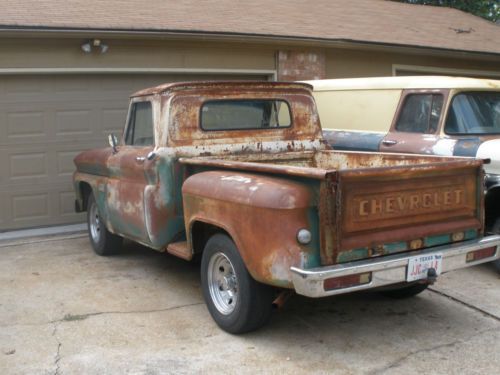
(445, 91, 500, 135)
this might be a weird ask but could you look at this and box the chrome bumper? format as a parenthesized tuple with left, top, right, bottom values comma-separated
(291, 236, 500, 298)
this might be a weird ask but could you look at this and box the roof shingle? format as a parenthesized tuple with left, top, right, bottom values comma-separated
(1, 0, 499, 56)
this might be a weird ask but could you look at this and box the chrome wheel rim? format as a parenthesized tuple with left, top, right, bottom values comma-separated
(89, 202, 101, 243)
(207, 252, 239, 315)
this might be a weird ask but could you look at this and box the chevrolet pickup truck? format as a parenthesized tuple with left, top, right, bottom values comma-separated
(73, 81, 500, 333)
(305, 76, 500, 271)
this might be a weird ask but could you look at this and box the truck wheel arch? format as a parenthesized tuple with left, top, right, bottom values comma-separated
(189, 219, 238, 257)
(78, 182, 93, 211)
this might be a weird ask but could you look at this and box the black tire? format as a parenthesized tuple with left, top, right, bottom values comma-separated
(488, 218, 500, 273)
(380, 282, 429, 299)
(201, 234, 274, 334)
(493, 260, 500, 273)
(87, 194, 122, 256)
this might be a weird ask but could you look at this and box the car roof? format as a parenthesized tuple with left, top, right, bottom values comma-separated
(131, 81, 313, 97)
(302, 76, 500, 91)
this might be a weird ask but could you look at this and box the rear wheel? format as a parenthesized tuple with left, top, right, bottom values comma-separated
(87, 194, 122, 256)
(201, 234, 274, 334)
(380, 283, 429, 299)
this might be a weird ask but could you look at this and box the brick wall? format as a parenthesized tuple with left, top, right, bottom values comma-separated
(277, 49, 326, 81)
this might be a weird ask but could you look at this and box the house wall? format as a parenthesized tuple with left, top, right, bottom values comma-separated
(325, 48, 500, 79)
(0, 38, 277, 74)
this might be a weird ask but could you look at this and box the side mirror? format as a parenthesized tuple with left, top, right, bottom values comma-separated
(108, 134, 119, 154)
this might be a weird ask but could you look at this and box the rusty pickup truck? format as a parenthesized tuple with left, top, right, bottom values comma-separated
(73, 81, 500, 333)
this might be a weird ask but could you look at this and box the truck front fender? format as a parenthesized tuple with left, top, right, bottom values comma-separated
(182, 171, 321, 288)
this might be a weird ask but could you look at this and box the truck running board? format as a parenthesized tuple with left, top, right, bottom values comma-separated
(166, 241, 192, 261)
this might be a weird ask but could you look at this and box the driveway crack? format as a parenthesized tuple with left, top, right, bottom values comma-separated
(52, 321, 62, 375)
(0, 302, 205, 329)
(428, 287, 500, 322)
(52, 302, 205, 323)
(367, 326, 500, 375)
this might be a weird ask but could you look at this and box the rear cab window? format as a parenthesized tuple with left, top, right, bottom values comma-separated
(200, 100, 292, 131)
(125, 101, 154, 146)
(395, 94, 444, 134)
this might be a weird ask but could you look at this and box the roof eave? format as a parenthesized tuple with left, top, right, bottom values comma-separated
(1, 26, 499, 61)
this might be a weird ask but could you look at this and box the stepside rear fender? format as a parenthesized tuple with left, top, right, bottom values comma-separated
(182, 170, 321, 288)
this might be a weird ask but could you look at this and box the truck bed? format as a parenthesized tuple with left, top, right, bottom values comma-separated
(180, 149, 479, 179)
(181, 150, 483, 265)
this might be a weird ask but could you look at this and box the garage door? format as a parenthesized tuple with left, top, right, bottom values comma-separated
(0, 73, 268, 231)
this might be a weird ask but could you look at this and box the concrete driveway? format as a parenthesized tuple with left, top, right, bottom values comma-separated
(1, 233, 499, 374)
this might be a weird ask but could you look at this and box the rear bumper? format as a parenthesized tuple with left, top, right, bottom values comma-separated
(291, 236, 500, 298)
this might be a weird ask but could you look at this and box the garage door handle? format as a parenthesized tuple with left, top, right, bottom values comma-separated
(135, 156, 146, 163)
(382, 140, 398, 146)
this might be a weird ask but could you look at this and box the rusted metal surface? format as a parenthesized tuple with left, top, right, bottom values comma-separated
(73, 80, 486, 290)
(335, 161, 483, 259)
(131, 81, 314, 98)
(182, 170, 319, 287)
(165, 84, 322, 149)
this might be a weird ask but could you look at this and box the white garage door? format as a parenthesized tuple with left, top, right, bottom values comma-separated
(0, 73, 268, 231)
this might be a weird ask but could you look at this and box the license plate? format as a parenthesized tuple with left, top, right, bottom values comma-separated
(406, 253, 442, 282)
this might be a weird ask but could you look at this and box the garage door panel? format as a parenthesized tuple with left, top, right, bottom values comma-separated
(7, 111, 46, 138)
(1, 108, 50, 145)
(54, 76, 92, 93)
(9, 151, 48, 181)
(55, 108, 93, 136)
(12, 192, 50, 222)
(1, 73, 268, 230)
(0, 76, 46, 96)
(6, 188, 84, 228)
(2, 143, 101, 187)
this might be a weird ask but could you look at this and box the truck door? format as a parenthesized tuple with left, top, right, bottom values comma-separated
(379, 92, 445, 155)
(105, 99, 156, 244)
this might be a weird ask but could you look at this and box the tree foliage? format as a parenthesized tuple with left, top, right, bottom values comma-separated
(392, 1, 499, 22)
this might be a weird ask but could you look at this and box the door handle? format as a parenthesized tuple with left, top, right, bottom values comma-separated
(135, 156, 146, 163)
(382, 139, 398, 146)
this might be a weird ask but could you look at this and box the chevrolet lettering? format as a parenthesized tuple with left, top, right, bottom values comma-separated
(357, 188, 465, 217)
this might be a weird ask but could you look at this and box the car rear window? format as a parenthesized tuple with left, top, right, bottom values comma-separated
(200, 100, 292, 131)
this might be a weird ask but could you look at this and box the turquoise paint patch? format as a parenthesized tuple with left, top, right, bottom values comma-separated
(148, 155, 186, 248)
(424, 233, 451, 248)
(383, 241, 407, 254)
(464, 229, 477, 240)
(337, 248, 369, 263)
(337, 228, 479, 264)
(303, 206, 322, 269)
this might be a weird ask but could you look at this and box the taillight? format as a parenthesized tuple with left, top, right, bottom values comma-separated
(466, 246, 497, 262)
(323, 272, 372, 291)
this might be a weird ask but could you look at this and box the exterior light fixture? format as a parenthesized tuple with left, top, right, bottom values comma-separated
(81, 42, 92, 53)
(81, 39, 109, 54)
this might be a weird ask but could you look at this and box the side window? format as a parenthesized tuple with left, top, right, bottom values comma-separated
(125, 101, 154, 146)
(395, 94, 443, 134)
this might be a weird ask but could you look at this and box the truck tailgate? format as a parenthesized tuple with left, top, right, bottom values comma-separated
(321, 159, 483, 264)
